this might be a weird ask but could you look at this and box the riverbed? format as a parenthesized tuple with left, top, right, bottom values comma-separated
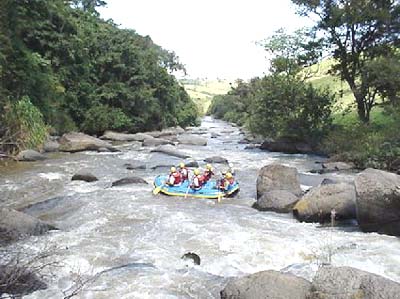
(1, 117, 399, 298)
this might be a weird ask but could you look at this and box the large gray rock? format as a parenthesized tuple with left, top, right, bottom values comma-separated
(59, 132, 117, 152)
(71, 171, 98, 182)
(355, 168, 400, 236)
(16, 150, 47, 162)
(111, 177, 148, 186)
(254, 190, 299, 213)
(0, 265, 47, 296)
(220, 270, 311, 299)
(142, 137, 173, 147)
(0, 208, 57, 245)
(177, 135, 207, 146)
(150, 145, 191, 159)
(310, 266, 400, 299)
(204, 156, 228, 164)
(293, 183, 356, 223)
(146, 126, 185, 138)
(43, 140, 59, 152)
(101, 131, 147, 142)
(260, 138, 313, 154)
(124, 161, 146, 170)
(256, 164, 302, 199)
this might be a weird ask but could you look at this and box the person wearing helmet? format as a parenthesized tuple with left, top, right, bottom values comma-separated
(218, 172, 235, 191)
(178, 162, 189, 181)
(167, 166, 182, 186)
(191, 168, 204, 190)
(203, 163, 215, 182)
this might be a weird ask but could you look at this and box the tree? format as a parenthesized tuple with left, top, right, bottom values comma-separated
(259, 28, 324, 78)
(291, 0, 400, 123)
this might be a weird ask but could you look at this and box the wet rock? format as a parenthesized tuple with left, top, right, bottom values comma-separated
(97, 147, 110, 152)
(150, 145, 191, 159)
(321, 161, 355, 172)
(124, 161, 146, 170)
(181, 252, 201, 265)
(0, 265, 47, 296)
(320, 178, 336, 185)
(111, 177, 148, 186)
(16, 150, 47, 162)
(221, 270, 311, 299)
(0, 208, 57, 246)
(256, 164, 302, 199)
(59, 132, 117, 152)
(177, 135, 207, 146)
(71, 171, 98, 182)
(244, 144, 260, 150)
(355, 168, 400, 236)
(142, 137, 173, 147)
(100, 131, 137, 141)
(292, 183, 356, 223)
(146, 126, 185, 138)
(254, 190, 299, 213)
(211, 132, 219, 138)
(43, 140, 59, 152)
(204, 156, 228, 164)
(310, 266, 400, 299)
(260, 138, 313, 154)
(184, 160, 199, 168)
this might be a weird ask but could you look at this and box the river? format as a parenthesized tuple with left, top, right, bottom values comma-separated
(1, 117, 399, 298)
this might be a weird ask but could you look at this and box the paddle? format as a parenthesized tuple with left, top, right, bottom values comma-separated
(184, 175, 193, 199)
(153, 175, 169, 195)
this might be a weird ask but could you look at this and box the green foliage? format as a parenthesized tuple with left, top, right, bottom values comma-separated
(291, 0, 400, 122)
(209, 75, 335, 145)
(0, 0, 198, 150)
(81, 104, 131, 135)
(2, 97, 47, 153)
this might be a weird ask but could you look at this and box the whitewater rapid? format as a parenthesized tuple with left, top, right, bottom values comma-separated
(0, 117, 399, 298)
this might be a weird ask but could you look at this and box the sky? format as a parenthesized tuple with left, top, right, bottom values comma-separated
(98, 0, 312, 80)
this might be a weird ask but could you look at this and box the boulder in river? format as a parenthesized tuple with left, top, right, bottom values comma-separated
(71, 171, 98, 182)
(146, 126, 185, 138)
(43, 140, 59, 152)
(204, 156, 228, 164)
(142, 137, 173, 147)
(256, 164, 302, 199)
(254, 190, 299, 213)
(0, 208, 57, 246)
(355, 168, 400, 236)
(260, 138, 313, 154)
(310, 266, 400, 299)
(16, 150, 47, 162)
(0, 265, 47, 297)
(177, 135, 207, 146)
(100, 130, 146, 142)
(181, 252, 201, 265)
(59, 132, 117, 152)
(220, 270, 311, 299)
(124, 161, 146, 170)
(111, 177, 148, 186)
(150, 145, 191, 159)
(292, 182, 356, 223)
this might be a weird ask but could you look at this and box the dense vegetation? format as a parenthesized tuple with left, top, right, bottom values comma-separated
(0, 0, 198, 153)
(209, 0, 400, 171)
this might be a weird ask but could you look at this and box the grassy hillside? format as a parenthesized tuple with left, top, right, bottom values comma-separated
(180, 79, 232, 115)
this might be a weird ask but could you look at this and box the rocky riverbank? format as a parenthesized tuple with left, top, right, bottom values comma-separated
(1, 117, 399, 298)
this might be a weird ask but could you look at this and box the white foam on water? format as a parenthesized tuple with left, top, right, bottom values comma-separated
(38, 172, 64, 181)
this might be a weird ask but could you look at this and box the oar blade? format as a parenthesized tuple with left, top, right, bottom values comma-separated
(153, 186, 162, 195)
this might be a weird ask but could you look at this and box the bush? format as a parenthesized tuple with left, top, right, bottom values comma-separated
(81, 104, 131, 136)
(1, 97, 48, 153)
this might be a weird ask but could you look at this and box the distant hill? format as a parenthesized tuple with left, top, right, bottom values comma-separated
(180, 79, 233, 115)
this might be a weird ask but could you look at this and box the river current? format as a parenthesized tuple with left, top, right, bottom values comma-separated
(1, 117, 399, 298)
